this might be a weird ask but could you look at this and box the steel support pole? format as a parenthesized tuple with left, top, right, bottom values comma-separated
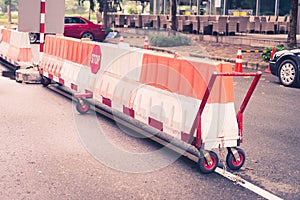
(223, 0, 226, 15)
(274, 0, 278, 16)
(256, 0, 260, 16)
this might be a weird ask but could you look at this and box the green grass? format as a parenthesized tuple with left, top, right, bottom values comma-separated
(0, 13, 18, 26)
(149, 34, 191, 47)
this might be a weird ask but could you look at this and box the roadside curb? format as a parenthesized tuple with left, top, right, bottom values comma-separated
(108, 40, 268, 71)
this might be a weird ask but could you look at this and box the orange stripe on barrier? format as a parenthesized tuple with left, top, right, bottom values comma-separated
(45, 35, 55, 55)
(55, 36, 63, 58)
(80, 41, 95, 65)
(44, 35, 101, 73)
(140, 53, 235, 103)
(54, 36, 62, 58)
(54, 61, 62, 77)
(65, 38, 74, 61)
(140, 53, 207, 99)
(6, 46, 32, 62)
(178, 59, 197, 97)
(71, 39, 81, 63)
(189, 61, 234, 103)
(1, 29, 11, 43)
(61, 36, 68, 60)
(217, 63, 235, 103)
(44, 35, 50, 54)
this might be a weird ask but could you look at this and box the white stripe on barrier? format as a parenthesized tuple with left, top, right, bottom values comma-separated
(40, 33, 45, 43)
(0, 28, 34, 67)
(10, 30, 31, 48)
(40, 13, 45, 24)
(53, 76, 59, 83)
(43, 71, 48, 77)
(131, 84, 238, 146)
(0, 42, 10, 57)
(60, 60, 82, 91)
(104, 49, 144, 81)
(40, 35, 242, 155)
(201, 102, 239, 149)
(77, 66, 97, 93)
(236, 58, 243, 63)
(99, 43, 142, 76)
(94, 71, 141, 115)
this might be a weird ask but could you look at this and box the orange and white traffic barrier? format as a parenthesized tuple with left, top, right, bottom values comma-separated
(41, 35, 239, 149)
(235, 47, 243, 72)
(40, 35, 261, 173)
(144, 36, 149, 50)
(0, 27, 33, 68)
(0, 28, 11, 63)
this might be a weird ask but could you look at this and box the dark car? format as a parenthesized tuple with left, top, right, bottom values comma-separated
(269, 49, 300, 87)
(29, 16, 106, 43)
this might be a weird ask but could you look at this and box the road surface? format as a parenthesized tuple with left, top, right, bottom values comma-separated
(0, 64, 299, 199)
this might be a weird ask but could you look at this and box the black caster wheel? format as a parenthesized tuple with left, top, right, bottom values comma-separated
(198, 151, 219, 174)
(76, 99, 90, 114)
(41, 76, 51, 87)
(226, 148, 245, 171)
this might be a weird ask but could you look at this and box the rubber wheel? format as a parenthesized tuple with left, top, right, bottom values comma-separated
(41, 76, 51, 87)
(29, 33, 38, 43)
(198, 151, 219, 174)
(279, 59, 299, 87)
(76, 99, 90, 114)
(81, 32, 95, 41)
(226, 148, 245, 171)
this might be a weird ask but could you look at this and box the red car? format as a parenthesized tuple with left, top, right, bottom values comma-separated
(29, 16, 106, 43)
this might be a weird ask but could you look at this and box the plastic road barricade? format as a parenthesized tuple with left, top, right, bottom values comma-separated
(0, 27, 33, 69)
(39, 34, 261, 174)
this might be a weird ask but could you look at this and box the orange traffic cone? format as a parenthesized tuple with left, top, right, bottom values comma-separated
(235, 47, 243, 72)
(144, 36, 150, 50)
(265, 47, 276, 73)
(119, 35, 124, 43)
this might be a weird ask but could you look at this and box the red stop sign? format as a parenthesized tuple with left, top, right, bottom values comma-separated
(90, 45, 102, 74)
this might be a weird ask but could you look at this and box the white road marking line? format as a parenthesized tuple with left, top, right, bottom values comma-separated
(215, 167, 283, 200)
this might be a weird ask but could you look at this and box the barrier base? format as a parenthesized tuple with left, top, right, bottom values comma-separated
(15, 68, 41, 83)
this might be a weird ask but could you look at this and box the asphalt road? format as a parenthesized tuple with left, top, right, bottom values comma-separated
(0, 63, 299, 200)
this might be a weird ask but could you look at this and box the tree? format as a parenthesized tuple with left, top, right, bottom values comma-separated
(79, 0, 122, 29)
(5, 0, 11, 24)
(170, 0, 177, 31)
(287, 0, 298, 48)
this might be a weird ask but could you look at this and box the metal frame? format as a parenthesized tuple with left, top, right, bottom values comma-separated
(189, 71, 262, 149)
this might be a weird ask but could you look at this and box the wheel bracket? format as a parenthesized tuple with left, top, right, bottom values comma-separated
(200, 150, 213, 166)
(229, 148, 241, 162)
(78, 98, 84, 106)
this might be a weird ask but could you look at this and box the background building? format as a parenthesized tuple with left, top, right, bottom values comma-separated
(149, 0, 299, 33)
(150, 0, 290, 16)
